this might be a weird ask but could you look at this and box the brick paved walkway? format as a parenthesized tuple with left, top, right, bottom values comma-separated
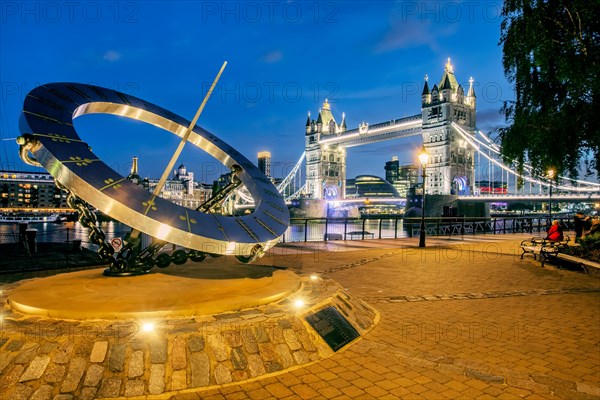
(1, 233, 598, 399)
(173, 234, 600, 399)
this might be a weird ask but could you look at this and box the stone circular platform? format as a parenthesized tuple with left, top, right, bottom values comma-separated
(1, 264, 379, 398)
(8, 264, 301, 319)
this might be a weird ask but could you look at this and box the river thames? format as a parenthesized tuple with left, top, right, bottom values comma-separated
(0, 219, 410, 249)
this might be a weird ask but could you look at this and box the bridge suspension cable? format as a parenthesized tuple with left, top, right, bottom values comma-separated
(277, 151, 305, 193)
(234, 151, 306, 206)
(286, 183, 307, 200)
(471, 129, 600, 188)
(451, 123, 600, 193)
(232, 122, 598, 207)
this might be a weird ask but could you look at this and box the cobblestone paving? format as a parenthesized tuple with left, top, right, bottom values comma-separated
(172, 234, 600, 399)
(0, 274, 377, 398)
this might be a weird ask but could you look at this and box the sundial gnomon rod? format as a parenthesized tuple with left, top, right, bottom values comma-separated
(128, 61, 228, 242)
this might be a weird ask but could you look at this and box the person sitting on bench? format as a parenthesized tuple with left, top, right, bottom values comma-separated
(546, 220, 564, 242)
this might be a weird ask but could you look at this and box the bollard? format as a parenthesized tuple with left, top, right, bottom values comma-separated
(26, 228, 38, 253)
(18, 222, 28, 248)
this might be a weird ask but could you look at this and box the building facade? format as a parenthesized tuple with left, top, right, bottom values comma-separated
(345, 175, 400, 199)
(127, 156, 143, 185)
(305, 99, 347, 200)
(0, 170, 68, 210)
(257, 151, 272, 178)
(384, 156, 418, 198)
(384, 157, 400, 184)
(126, 158, 212, 210)
(421, 59, 476, 195)
(1, 158, 214, 212)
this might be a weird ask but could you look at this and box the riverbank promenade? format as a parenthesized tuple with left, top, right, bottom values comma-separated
(1, 233, 599, 399)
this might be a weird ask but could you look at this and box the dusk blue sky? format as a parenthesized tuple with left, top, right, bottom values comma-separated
(1, 1, 510, 184)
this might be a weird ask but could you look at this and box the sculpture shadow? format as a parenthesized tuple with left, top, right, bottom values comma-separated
(154, 262, 282, 280)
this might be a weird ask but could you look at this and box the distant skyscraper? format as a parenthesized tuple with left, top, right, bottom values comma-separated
(384, 156, 418, 198)
(127, 156, 142, 184)
(258, 151, 271, 177)
(399, 164, 419, 186)
(385, 156, 400, 184)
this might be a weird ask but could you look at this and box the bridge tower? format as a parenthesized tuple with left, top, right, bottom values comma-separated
(421, 59, 476, 195)
(305, 99, 347, 200)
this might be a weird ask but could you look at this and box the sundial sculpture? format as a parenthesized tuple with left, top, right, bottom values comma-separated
(17, 63, 290, 276)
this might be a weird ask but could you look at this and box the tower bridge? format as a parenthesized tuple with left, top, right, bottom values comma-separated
(238, 59, 600, 206)
(305, 58, 477, 201)
(317, 114, 422, 148)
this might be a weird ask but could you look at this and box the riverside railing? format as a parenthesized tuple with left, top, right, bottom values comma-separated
(0, 223, 130, 250)
(0, 215, 575, 247)
(0, 215, 576, 274)
(281, 216, 574, 243)
(0, 225, 93, 247)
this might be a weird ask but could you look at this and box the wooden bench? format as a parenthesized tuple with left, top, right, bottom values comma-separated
(520, 236, 570, 260)
(520, 237, 546, 260)
(324, 233, 343, 241)
(346, 231, 375, 240)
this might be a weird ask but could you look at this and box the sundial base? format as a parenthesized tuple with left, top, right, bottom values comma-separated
(7, 264, 301, 319)
(1, 264, 379, 397)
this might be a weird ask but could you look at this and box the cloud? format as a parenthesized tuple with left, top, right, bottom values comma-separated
(260, 50, 283, 63)
(342, 84, 409, 100)
(103, 50, 122, 62)
(477, 107, 507, 133)
(374, 20, 456, 54)
(478, 108, 503, 122)
(350, 136, 422, 156)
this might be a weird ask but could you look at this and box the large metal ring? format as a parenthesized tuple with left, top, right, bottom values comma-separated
(19, 83, 289, 256)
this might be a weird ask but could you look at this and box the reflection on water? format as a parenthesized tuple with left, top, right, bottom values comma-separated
(0, 221, 131, 249)
(0, 219, 410, 248)
(283, 219, 408, 242)
(0, 216, 552, 250)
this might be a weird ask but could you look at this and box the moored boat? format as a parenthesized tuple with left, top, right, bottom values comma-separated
(0, 213, 63, 224)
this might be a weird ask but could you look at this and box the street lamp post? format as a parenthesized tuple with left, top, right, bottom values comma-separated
(418, 148, 429, 248)
(547, 168, 555, 223)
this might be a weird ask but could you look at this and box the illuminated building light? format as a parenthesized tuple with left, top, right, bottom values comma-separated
(294, 299, 305, 308)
